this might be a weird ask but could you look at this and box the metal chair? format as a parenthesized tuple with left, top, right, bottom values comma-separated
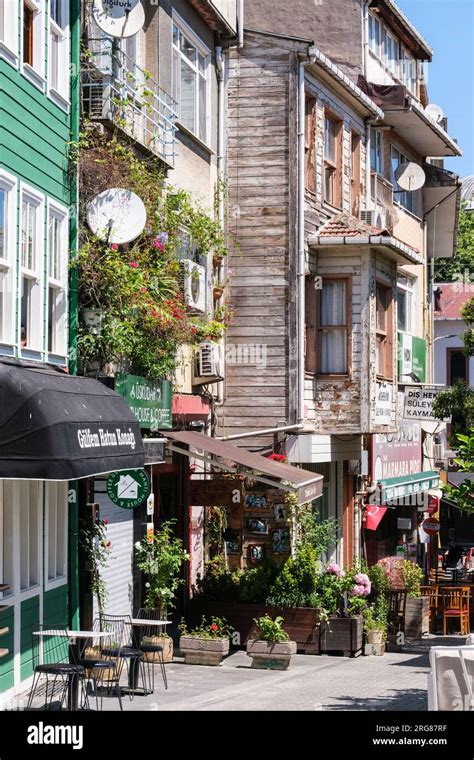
(99, 614, 147, 700)
(134, 608, 168, 691)
(26, 625, 87, 711)
(78, 619, 125, 711)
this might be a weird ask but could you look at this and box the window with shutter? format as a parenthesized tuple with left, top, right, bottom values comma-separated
(305, 95, 316, 192)
(305, 276, 317, 373)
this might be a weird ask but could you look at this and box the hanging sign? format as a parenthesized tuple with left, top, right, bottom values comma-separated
(115, 373, 173, 431)
(107, 469, 151, 509)
(374, 382, 393, 426)
(189, 478, 244, 507)
(422, 517, 441, 536)
(403, 387, 448, 421)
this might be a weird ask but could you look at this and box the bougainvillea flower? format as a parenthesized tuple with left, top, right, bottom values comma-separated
(130, 261, 138, 268)
(110, 243, 118, 251)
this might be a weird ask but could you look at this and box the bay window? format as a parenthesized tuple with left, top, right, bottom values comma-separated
(0, 170, 17, 346)
(376, 284, 393, 379)
(22, 0, 45, 88)
(317, 279, 350, 374)
(324, 113, 342, 208)
(0, 0, 19, 64)
(20, 187, 44, 352)
(369, 13, 381, 57)
(48, 0, 69, 106)
(172, 16, 210, 144)
(47, 202, 68, 357)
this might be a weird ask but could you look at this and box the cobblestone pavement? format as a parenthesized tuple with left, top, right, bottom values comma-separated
(16, 634, 466, 712)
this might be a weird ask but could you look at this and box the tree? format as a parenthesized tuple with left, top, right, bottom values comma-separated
(434, 207, 474, 282)
(432, 382, 474, 445)
(442, 430, 474, 515)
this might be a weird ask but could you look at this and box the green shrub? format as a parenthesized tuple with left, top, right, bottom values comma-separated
(266, 546, 318, 608)
(238, 561, 279, 604)
(194, 559, 241, 602)
(253, 615, 289, 642)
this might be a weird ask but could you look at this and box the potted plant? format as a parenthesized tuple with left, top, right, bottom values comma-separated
(213, 282, 225, 301)
(316, 565, 369, 657)
(376, 558, 428, 639)
(363, 596, 388, 655)
(212, 252, 225, 269)
(247, 615, 296, 670)
(178, 616, 234, 666)
(134, 521, 190, 663)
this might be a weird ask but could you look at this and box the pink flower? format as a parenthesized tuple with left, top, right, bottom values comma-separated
(103, 519, 109, 525)
(130, 261, 138, 268)
(110, 243, 118, 251)
(152, 238, 165, 251)
(327, 563, 345, 578)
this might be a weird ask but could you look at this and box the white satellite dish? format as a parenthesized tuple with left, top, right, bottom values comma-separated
(425, 103, 445, 125)
(87, 188, 147, 244)
(92, 0, 145, 38)
(395, 162, 426, 192)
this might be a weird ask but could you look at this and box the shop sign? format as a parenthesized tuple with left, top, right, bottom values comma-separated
(373, 392, 422, 481)
(374, 382, 393, 426)
(189, 478, 244, 507)
(107, 468, 151, 509)
(115, 373, 173, 431)
(379, 471, 439, 501)
(398, 333, 427, 383)
(397, 518, 412, 530)
(422, 517, 440, 535)
(403, 387, 447, 421)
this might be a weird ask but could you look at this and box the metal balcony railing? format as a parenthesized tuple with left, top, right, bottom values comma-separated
(82, 40, 177, 165)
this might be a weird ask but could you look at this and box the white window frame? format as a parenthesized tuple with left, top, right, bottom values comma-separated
(396, 275, 415, 334)
(0, 0, 19, 66)
(46, 199, 68, 360)
(44, 482, 68, 590)
(48, 0, 70, 109)
(0, 481, 43, 599)
(390, 144, 419, 216)
(172, 12, 211, 146)
(21, 0, 46, 91)
(0, 169, 17, 348)
(20, 183, 45, 354)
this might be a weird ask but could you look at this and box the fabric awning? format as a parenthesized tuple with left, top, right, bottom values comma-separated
(166, 430, 324, 504)
(0, 360, 144, 480)
(378, 470, 439, 502)
(423, 164, 462, 259)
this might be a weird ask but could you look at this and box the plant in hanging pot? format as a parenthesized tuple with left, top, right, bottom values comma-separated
(212, 252, 225, 269)
(178, 616, 234, 666)
(247, 615, 296, 670)
(134, 521, 190, 663)
(213, 282, 225, 301)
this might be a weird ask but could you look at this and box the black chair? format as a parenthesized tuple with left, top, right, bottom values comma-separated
(135, 608, 168, 691)
(26, 625, 88, 711)
(99, 614, 147, 700)
(78, 619, 125, 711)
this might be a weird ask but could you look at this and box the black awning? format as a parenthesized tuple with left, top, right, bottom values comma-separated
(0, 360, 144, 480)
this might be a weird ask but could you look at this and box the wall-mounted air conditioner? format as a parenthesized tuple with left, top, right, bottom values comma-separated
(360, 209, 387, 230)
(182, 259, 206, 314)
(193, 342, 224, 384)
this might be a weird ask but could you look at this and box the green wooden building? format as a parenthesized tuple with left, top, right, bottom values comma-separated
(0, 0, 80, 702)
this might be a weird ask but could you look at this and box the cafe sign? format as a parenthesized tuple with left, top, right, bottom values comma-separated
(115, 373, 172, 431)
(189, 478, 244, 508)
(107, 468, 151, 509)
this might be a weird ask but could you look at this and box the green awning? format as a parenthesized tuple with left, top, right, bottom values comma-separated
(379, 471, 439, 502)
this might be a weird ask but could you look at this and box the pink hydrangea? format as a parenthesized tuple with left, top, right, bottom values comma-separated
(327, 563, 345, 578)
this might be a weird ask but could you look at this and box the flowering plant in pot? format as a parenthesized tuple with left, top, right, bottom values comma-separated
(315, 565, 371, 657)
(134, 521, 190, 662)
(178, 616, 234, 666)
(247, 615, 297, 670)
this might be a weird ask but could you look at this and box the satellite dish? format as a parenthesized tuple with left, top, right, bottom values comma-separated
(92, 0, 145, 38)
(395, 162, 426, 192)
(87, 188, 147, 244)
(425, 103, 445, 125)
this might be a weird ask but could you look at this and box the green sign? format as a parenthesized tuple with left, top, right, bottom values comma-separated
(379, 470, 439, 502)
(397, 333, 426, 383)
(115, 373, 172, 431)
(107, 469, 151, 509)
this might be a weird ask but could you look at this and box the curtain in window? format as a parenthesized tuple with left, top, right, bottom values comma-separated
(320, 281, 347, 373)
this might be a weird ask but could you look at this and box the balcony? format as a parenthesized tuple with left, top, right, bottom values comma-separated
(82, 40, 177, 166)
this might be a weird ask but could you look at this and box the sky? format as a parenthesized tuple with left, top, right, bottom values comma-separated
(397, 0, 474, 178)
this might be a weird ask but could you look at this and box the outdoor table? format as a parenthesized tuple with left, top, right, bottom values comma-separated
(33, 629, 109, 711)
(126, 619, 171, 694)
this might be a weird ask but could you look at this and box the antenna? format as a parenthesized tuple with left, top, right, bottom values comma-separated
(425, 103, 445, 125)
(395, 162, 426, 192)
(92, 0, 145, 38)
(87, 188, 147, 244)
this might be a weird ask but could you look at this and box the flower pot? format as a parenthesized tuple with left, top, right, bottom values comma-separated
(179, 636, 230, 666)
(246, 639, 297, 670)
(212, 254, 224, 269)
(213, 286, 224, 301)
(141, 635, 173, 663)
(367, 630, 384, 645)
(319, 615, 364, 657)
(80, 308, 103, 335)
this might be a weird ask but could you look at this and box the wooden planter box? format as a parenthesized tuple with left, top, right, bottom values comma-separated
(404, 597, 430, 639)
(247, 640, 297, 670)
(179, 636, 230, 666)
(189, 600, 320, 654)
(319, 616, 364, 657)
(141, 635, 173, 664)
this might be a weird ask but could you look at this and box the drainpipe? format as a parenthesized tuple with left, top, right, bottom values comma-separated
(237, 0, 244, 48)
(297, 59, 306, 424)
(215, 46, 225, 406)
(363, 0, 369, 78)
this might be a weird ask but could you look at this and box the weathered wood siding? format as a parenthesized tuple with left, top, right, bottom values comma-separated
(218, 33, 304, 444)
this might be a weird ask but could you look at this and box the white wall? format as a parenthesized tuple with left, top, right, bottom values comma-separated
(434, 319, 474, 387)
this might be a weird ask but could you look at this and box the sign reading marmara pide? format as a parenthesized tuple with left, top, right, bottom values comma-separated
(115, 374, 172, 431)
(107, 469, 151, 509)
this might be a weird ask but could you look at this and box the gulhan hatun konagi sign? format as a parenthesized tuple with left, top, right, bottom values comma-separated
(115, 373, 173, 431)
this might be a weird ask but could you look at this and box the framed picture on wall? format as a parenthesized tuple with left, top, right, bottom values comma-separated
(246, 517, 269, 534)
(273, 503, 287, 522)
(244, 493, 269, 509)
(272, 528, 290, 554)
(248, 544, 265, 564)
(225, 536, 241, 555)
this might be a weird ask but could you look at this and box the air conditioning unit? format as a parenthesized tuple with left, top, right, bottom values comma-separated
(360, 209, 387, 230)
(433, 442, 445, 467)
(193, 342, 224, 384)
(182, 259, 206, 314)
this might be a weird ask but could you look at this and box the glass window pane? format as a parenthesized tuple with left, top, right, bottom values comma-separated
(198, 52, 206, 75)
(376, 287, 388, 330)
(180, 59, 196, 132)
(172, 24, 179, 46)
(50, 0, 63, 28)
(320, 330, 347, 373)
(324, 117, 336, 163)
(199, 73, 206, 141)
(397, 290, 407, 331)
(180, 32, 196, 64)
(320, 281, 346, 326)
(48, 285, 55, 353)
(21, 276, 32, 346)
